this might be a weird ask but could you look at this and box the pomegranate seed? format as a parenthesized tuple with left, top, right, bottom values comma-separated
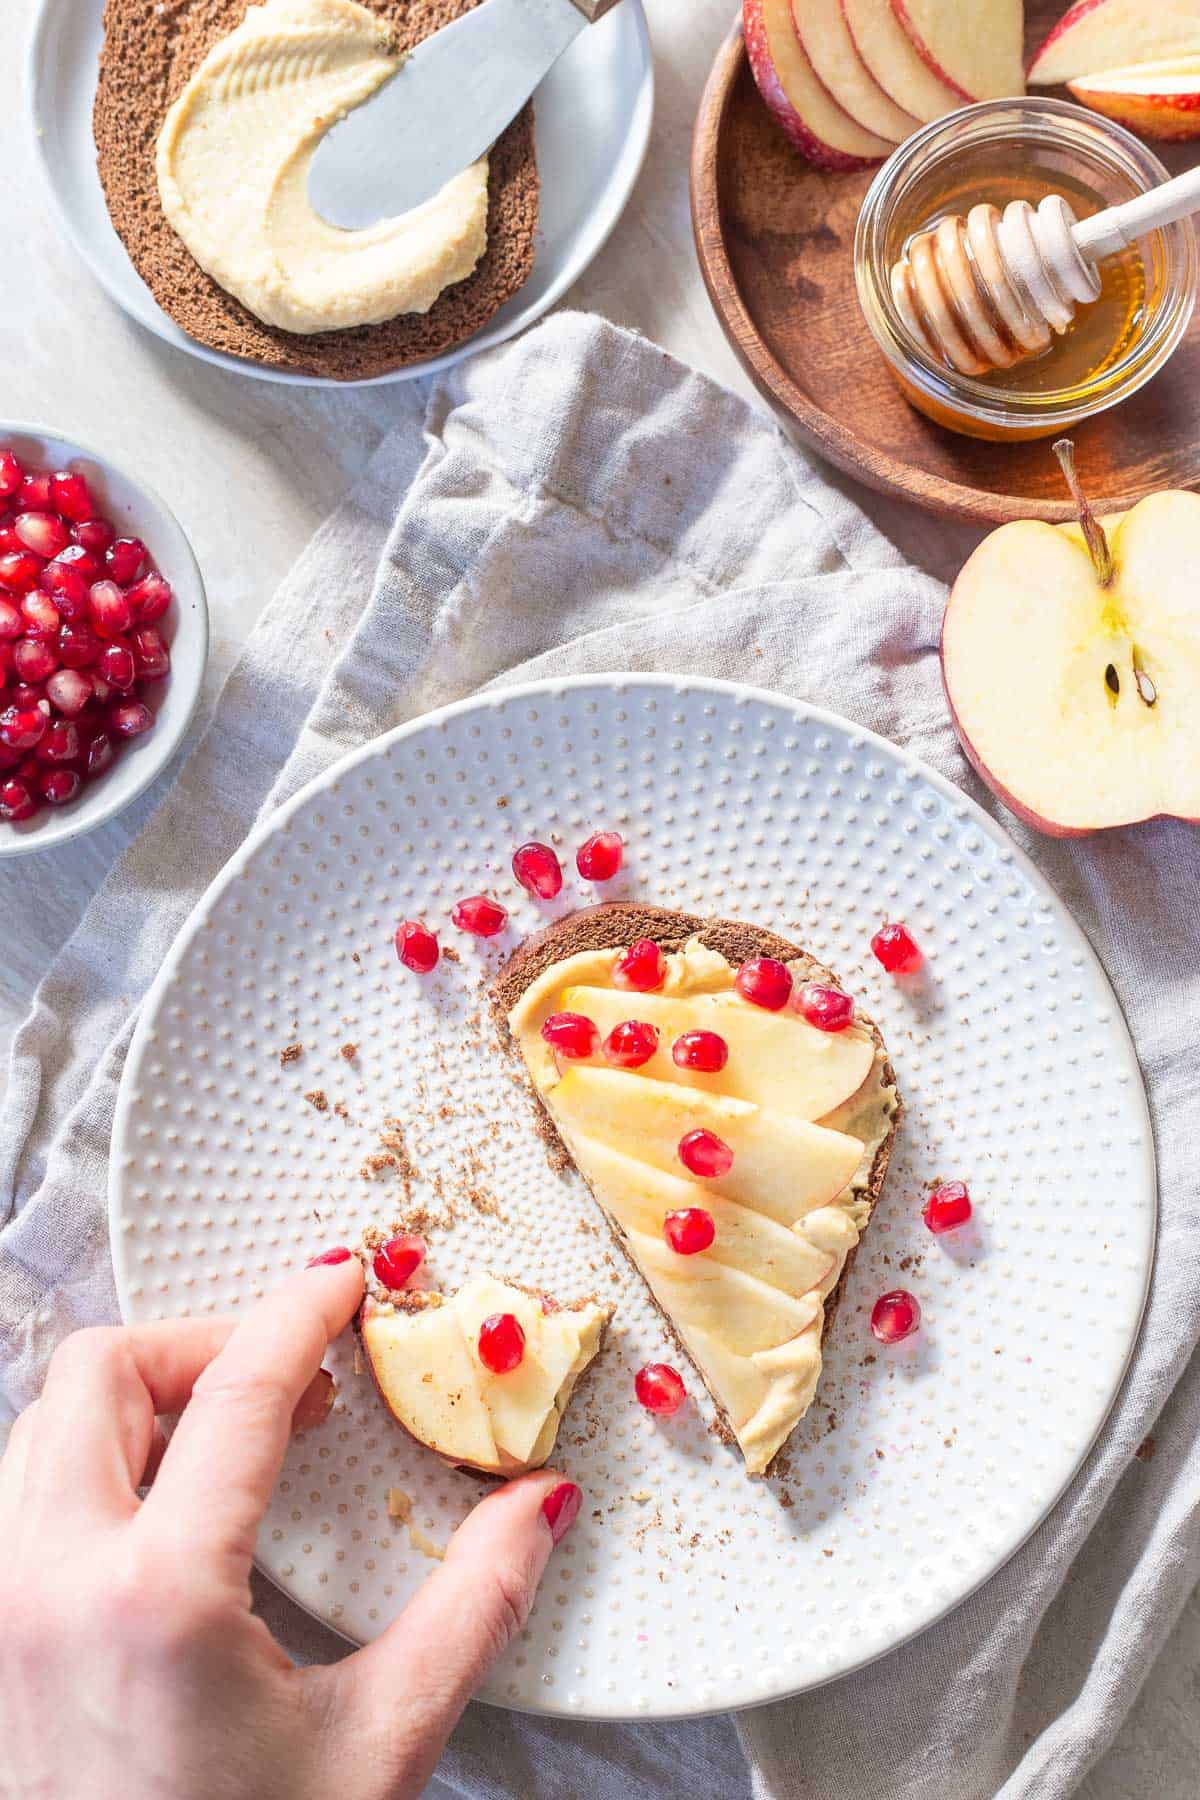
(73, 518, 114, 556)
(39, 767, 80, 807)
(923, 1181, 972, 1235)
(48, 471, 93, 522)
(0, 551, 42, 595)
(602, 1019, 659, 1068)
(38, 560, 89, 617)
(663, 1207, 716, 1255)
(90, 674, 113, 705)
(105, 537, 146, 584)
(53, 543, 101, 584)
(796, 984, 856, 1033)
(97, 642, 136, 690)
(88, 580, 132, 637)
(45, 669, 92, 716)
(512, 840, 563, 899)
(477, 1311, 525, 1374)
(131, 625, 170, 680)
(372, 1233, 426, 1290)
(9, 686, 46, 710)
(13, 638, 58, 684)
(576, 830, 624, 881)
(14, 513, 68, 560)
(0, 451, 22, 498)
(0, 598, 21, 639)
(451, 893, 507, 936)
(395, 919, 439, 973)
(0, 742, 21, 772)
(678, 1129, 734, 1178)
(21, 592, 60, 637)
(871, 922, 924, 975)
(672, 1029, 728, 1072)
(85, 731, 114, 778)
(0, 705, 47, 751)
(106, 699, 153, 739)
(36, 722, 79, 765)
(735, 957, 793, 1011)
(541, 1011, 600, 1059)
(0, 777, 38, 821)
(613, 938, 666, 991)
(59, 622, 101, 669)
(17, 474, 52, 511)
(125, 571, 172, 623)
(870, 1290, 921, 1344)
(635, 1362, 686, 1415)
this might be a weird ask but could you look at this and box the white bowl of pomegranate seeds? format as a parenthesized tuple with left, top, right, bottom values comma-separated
(0, 425, 207, 854)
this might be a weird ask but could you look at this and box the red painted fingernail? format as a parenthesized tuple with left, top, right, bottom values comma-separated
(306, 1246, 354, 1268)
(541, 1481, 582, 1545)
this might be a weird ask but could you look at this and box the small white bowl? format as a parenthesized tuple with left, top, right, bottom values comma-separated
(0, 423, 208, 856)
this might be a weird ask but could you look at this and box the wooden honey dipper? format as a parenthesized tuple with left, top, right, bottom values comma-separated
(890, 166, 1200, 377)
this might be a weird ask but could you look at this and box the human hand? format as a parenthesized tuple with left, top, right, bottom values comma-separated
(0, 1251, 582, 1800)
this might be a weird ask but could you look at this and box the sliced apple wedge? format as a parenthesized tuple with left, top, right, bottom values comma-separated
(1068, 57, 1200, 138)
(841, 0, 962, 122)
(744, 0, 893, 168)
(792, 0, 920, 142)
(889, 0, 1025, 101)
(1029, 0, 1200, 89)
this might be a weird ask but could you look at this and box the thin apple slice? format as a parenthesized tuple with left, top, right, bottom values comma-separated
(792, 0, 920, 141)
(744, 0, 893, 168)
(889, 0, 1024, 101)
(361, 1299, 499, 1471)
(1029, 0, 1200, 89)
(841, 0, 962, 121)
(1068, 56, 1200, 138)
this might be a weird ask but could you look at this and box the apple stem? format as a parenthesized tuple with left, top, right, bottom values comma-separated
(1053, 439, 1114, 587)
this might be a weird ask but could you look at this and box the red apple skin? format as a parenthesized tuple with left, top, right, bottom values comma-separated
(887, 0, 974, 101)
(743, 0, 887, 170)
(1067, 77, 1200, 140)
(1028, 0, 1111, 81)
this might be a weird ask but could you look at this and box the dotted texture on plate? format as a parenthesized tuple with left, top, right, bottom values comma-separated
(110, 677, 1154, 1719)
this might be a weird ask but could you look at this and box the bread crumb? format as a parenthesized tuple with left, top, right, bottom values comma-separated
(340, 1043, 357, 1062)
(280, 1043, 303, 1065)
(1135, 1435, 1156, 1463)
(305, 1090, 329, 1112)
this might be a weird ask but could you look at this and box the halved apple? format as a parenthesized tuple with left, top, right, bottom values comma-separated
(889, 0, 1025, 101)
(1068, 56, 1200, 137)
(841, 0, 964, 122)
(792, 0, 920, 142)
(744, 0, 893, 168)
(1029, 0, 1200, 89)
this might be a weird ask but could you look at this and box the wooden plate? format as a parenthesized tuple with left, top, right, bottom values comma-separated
(691, 6, 1200, 524)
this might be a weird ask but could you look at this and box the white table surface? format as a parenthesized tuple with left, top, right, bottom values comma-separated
(3, 1, 1196, 1790)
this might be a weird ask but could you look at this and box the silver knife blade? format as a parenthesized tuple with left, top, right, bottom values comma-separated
(307, 0, 586, 228)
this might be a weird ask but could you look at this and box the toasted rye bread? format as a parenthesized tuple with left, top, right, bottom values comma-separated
(492, 902, 901, 1459)
(93, 0, 539, 380)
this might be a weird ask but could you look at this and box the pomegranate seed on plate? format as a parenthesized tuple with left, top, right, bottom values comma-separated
(871, 1290, 921, 1344)
(663, 1207, 715, 1255)
(478, 1311, 525, 1373)
(105, 537, 146, 584)
(39, 767, 81, 806)
(48, 471, 93, 521)
(0, 705, 47, 750)
(125, 572, 172, 623)
(17, 474, 52, 511)
(13, 638, 58, 684)
(38, 560, 90, 616)
(88, 580, 132, 637)
(0, 551, 42, 594)
(395, 919, 439, 973)
(97, 642, 135, 689)
(0, 526, 20, 554)
(372, 1233, 426, 1290)
(85, 731, 114, 778)
(131, 625, 170, 679)
(871, 922, 923, 975)
(0, 450, 22, 497)
(72, 517, 114, 556)
(106, 699, 153, 739)
(59, 622, 101, 669)
(451, 893, 507, 936)
(678, 1129, 734, 1178)
(14, 513, 69, 560)
(0, 598, 20, 639)
(512, 840, 562, 899)
(45, 669, 93, 716)
(602, 1018, 658, 1068)
(672, 1029, 728, 1072)
(635, 1362, 686, 1415)
(53, 543, 101, 584)
(36, 721, 79, 765)
(735, 957, 793, 1011)
(9, 686, 47, 710)
(0, 777, 38, 821)
(797, 984, 856, 1033)
(576, 830, 623, 881)
(90, 674, 114, 705)
(923, 1181, 972, 1235)
(541, 1011, 600, 1060)
(613, 938, 666, 991)
(21, 592, 60, 636)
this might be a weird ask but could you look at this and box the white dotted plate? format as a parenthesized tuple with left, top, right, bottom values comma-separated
(110, 676, 1155, 1719)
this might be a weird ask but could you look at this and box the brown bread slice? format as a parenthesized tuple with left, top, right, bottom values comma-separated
(94, 0, 539, 379)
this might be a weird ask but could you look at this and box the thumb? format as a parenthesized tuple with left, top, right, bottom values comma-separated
(323, 1470, 582, 1793)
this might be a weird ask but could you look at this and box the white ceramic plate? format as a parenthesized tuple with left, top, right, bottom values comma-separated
(0, 423, 207, 857)
(26, 0, 653, 387)
(110, 675, 1155, 1719)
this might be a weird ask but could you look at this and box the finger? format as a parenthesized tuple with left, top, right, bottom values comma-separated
(143, 1254, 362, 1560)
(324, 1471, 582, 1792)
(0, 1404, 39, 1517)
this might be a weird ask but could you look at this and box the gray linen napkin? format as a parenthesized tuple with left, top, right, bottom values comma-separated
(1, 311, 1197, 1800)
